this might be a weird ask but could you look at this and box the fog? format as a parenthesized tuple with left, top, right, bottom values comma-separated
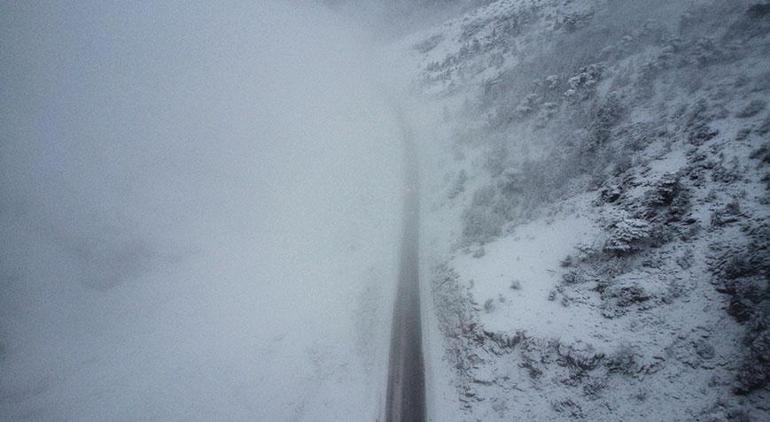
(1, 1, 405, 420)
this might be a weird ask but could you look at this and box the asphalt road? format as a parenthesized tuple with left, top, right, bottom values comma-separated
(385, 120, 425, 422)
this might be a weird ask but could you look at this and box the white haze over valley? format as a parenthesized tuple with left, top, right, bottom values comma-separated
(1, 2, 407, 420)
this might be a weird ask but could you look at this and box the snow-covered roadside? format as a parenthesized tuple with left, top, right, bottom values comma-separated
(0, 2, 401, 420)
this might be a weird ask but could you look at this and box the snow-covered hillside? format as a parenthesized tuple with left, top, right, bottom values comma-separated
(395, 0, 770, 420)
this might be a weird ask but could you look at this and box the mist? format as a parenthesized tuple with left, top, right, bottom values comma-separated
(1, 1, 405, 420)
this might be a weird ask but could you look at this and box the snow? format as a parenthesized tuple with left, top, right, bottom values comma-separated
(455, 212, 601, 341)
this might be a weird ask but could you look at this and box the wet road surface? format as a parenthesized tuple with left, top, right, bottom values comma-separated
(385, 121, 425, 422)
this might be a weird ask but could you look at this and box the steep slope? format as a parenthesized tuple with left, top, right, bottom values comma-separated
(396, 0, 770, 420)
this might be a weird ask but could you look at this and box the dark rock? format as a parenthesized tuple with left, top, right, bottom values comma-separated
(548, 290, 558, 301)
(694, 339, 716, 360)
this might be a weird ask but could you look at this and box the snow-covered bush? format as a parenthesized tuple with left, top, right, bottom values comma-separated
(737, 328, 770, 394)
(483, 298, 495, 313)
(514, 93, 540, 118)
(685, 99, 720, 145)
(597, 180, 624, 204)
(736, 99, 767, 118)
(545, 74, 560, 90)
(710, 200, 742, 227)
(562, 270, 586, 285)
(550, 399, 584, 418)
(588, 93, 625, 147)
(749, 143, 770, 163)
(758, 115, 770, 136)
(707, 224, 770, 392)
(639, 173, 690, 225)
(603, 217, 651, 254)
(556, 9, 594, 33)
(602, 284, 651, 308)
(680, 37, 729, 67)
(605, 344, 640, 375)
(753, 71, 770, 92)
(724, 2, 770, 42)
(535, 101, 559, 128)
(557, 340, 604, 371)
(644, 173, 681, 206)
(462, 204, 505, 245)
(564, 64, 604, 102)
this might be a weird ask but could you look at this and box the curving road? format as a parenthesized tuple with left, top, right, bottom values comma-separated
(385, 118, 425, 422)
